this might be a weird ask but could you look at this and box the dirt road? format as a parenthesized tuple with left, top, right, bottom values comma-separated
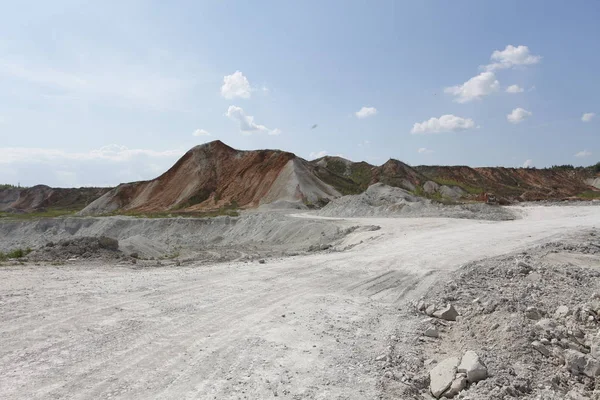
(1, 206, 599, 399)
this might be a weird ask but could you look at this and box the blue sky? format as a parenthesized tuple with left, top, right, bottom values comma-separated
(0, 0, 598, 187)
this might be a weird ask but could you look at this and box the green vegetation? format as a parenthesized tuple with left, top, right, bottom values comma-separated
(0, 209, 78, 220)
(0, 247, 32, 261)
(432, 178, 483, 195)
(411, 185, 458, 205)
(549, 164, 575, 170)
(325, 158, 348, 176)
(348, 163, 373, 189)
(0, 184, 22, 190)
(110, 201, 240, 219)
(579, 191, 600, 199)
(592, 162, 600, 174)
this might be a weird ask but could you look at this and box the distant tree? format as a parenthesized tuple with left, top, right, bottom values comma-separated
(550, 164, 575, 170)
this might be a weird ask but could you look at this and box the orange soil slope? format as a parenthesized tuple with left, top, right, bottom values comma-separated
(80, 141, 340, 215)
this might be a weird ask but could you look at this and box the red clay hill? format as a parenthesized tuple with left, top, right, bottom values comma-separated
(1, 140, 598, 216)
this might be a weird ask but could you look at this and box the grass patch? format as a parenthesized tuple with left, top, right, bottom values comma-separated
(432, 178, 483, 195)
(325, 158, 348, 176)
(0, 248, 32, 261)
(579, 191, 600, 199)
(0, 209, 78, 220)
(111, 202, 240, 219)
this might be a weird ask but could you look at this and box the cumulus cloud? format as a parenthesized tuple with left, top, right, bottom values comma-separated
(309, 150, 328, 159)
(355, 106, 377, 119)
(507, 108, 532, 124)
(411, 114, 476, 134)
(418, 148, 434, 154)
(0, 145, 185, 187)
(485, 45, 541, 71)
(220, 71, 252, 99)
(582, 112, 596, 122)
(192, 129, 211, 136)
(444, 72, 500, 103)
(506, 84, 524, 93)
(523, 159, 533, 168)
(225, 105, 280, 135)
(575, 150, 592, 158)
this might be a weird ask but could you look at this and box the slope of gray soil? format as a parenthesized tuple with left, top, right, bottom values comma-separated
(318, 183, 516, 221)
(0, 212, 366, 262)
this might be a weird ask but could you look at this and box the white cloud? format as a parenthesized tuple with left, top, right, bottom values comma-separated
(0, 58, 189, 110)
(575, 150, 592, 158)
(411, 114, 476, 134)
(225, 105, 280, 135)
(309, 150, 328, 159)
(523, 159, 533, 168)
(418, 148, 434, 154)
(355, 106, 378, 119)
(0, 145, 185, 187)
(192, 129, 211, 136)
(485, 45, 541, 71)
(582, 112, 596, 122)
(444, 71, 500, 103)
(0, 145, 183, 164)
(220, 71, 251, 99)
(507, 107, 532, 124)
(506, 84, 524, 93)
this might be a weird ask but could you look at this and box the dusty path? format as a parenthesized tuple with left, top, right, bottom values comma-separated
(0, 206, 599, 399)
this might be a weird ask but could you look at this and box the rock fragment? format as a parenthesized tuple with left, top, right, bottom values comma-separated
(443, 373, 467, 398)
(433, 304, 459, 321)
(424, 327, 440, 338)
(532, 340, 551, 357)
(554, 305, 570, 319)
(429, 357, 460, 399)
(457, 351, 488, 383)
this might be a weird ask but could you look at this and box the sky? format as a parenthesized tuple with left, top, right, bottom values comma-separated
(0, 0, 599, 187)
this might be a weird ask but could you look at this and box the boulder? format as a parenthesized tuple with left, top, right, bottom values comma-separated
(433, 304, 459, 321)
(457, 351, 488, 383)
(565, 350, 588, 376)
(429, 357, 460, 399)
(426, 305, 437, 316)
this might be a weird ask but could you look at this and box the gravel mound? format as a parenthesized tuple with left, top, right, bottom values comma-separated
(397, 231, 600, 399)
(0, 212, 358, 262)
(28, 236, 122, 262)
(318, 183, 516, 221)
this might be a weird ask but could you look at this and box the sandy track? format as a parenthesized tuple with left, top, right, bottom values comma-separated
(1, 206, 599, 399)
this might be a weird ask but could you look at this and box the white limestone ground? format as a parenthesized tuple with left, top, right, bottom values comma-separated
(0, 205, 599, 399)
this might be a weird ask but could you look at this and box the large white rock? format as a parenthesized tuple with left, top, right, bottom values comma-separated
(429, 356, 460, 399)
(457, 351, 488, 383)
